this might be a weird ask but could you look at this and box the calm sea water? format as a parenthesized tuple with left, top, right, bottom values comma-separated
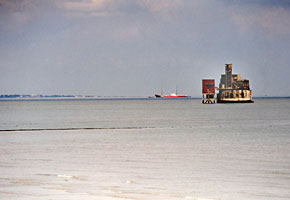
(0, 99, 290, 200)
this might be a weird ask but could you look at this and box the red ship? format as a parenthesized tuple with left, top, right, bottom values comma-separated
(155, 88, 189, 98)
(155, 93, 188, 98)
(155, 87, 189, 98)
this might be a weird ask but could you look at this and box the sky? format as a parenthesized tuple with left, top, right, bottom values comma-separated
(0, 0, 290, 97)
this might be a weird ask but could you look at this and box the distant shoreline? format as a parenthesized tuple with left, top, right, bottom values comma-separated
(253, 96, 290, 99)
(0, 96, 289, 101)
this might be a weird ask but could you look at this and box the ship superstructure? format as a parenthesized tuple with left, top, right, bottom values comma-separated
(155, 93, 188, 98)
(216, 64, 253, 103)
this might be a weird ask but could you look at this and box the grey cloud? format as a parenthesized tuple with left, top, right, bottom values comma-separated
(60, 0, 183, 17)
(221, 0, 290, 8)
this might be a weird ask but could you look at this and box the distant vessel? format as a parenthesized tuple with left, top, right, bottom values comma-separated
(155, 88, 189, 98)
(155, 93, 188, 98)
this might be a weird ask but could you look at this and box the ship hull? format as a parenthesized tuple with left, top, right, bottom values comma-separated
(155, 94, 188, 98)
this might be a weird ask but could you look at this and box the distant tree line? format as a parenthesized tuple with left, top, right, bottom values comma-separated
(0, 94, 21, 98)
(0, 94, 76, 98)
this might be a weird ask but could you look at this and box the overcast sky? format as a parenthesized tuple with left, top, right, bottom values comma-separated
(1, 0, 290, 97)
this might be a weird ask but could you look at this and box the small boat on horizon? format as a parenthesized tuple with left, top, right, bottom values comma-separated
(155, 93, 189, 98)
(155, 87, 189, 98)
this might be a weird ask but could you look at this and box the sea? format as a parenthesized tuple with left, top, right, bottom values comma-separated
(0, 99, 289, 200)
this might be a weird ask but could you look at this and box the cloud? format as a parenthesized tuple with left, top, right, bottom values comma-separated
(111, 26, 141, 41)
(0, 0, 61, 31)
(220, 0, 290, 36)
(58, 0, 183, 17)
(0, 0, 34, 30)
(231, 6, 290, 36)
(62, 0, 108, 11)
(222, 0, 290, 8)
(143, 0, 182, 12)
